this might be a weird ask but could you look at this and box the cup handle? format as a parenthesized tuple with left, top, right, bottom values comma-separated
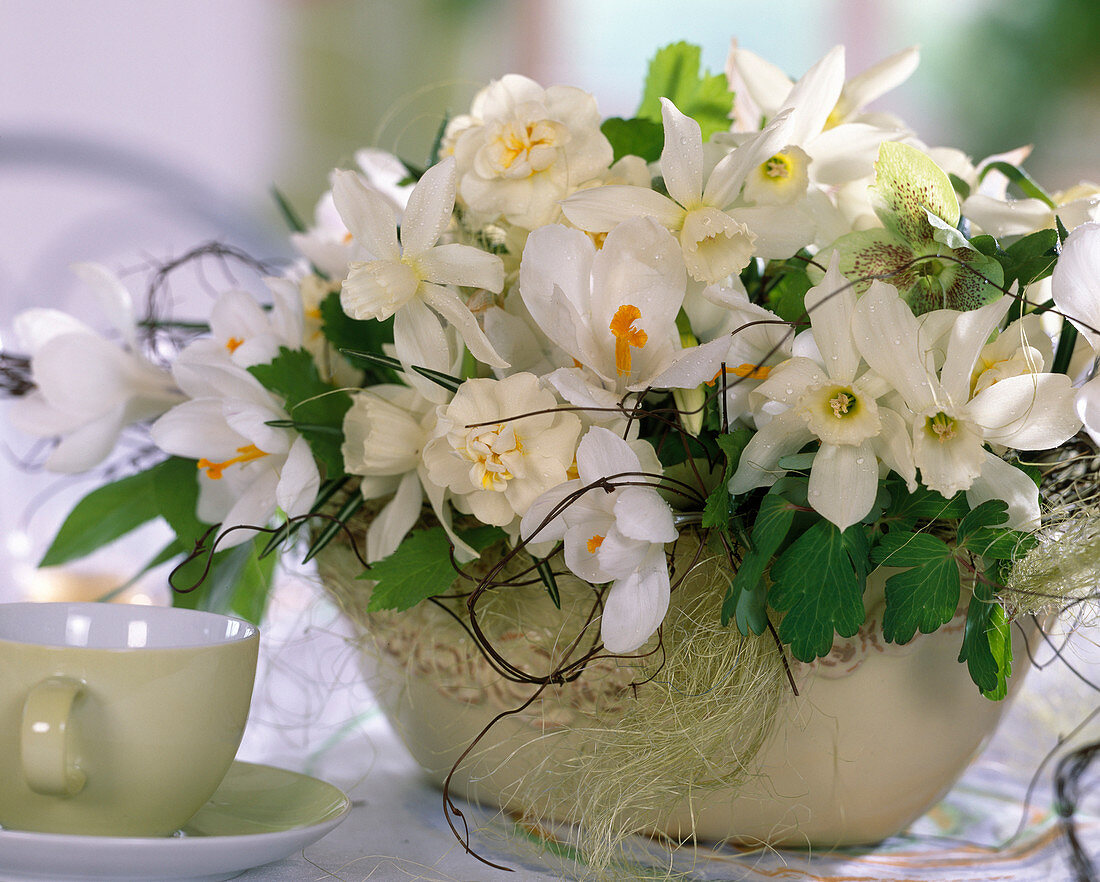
(21, 676, 87, 797)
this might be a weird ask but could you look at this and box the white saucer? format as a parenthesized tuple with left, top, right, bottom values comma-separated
(0, 761, 351, 881)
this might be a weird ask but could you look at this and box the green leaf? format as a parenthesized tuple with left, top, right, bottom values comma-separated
(769, 521, 866, 661)
(957, 499, 1036, 561)
(873, 531, 961, 644)
(171, 536, 275, 624)
(873, 141, 960, 243)
(248, 346, 352, 476)
(999, 228, 1059, 290)
(318, 290, 392, 380)
(702, 428, 751, 530)
(152, 456, 211, 546)
(979, 161, 1057, 209)
(600, 116, 664, 163)
(637, 42, 733, 140)
(882, 479, 970, 526)
(721, 493, 796, 634)
(765, 264, 813, 323)
(958, 581, 1013, 699)
(365, 525, 503, 612)
(270, 186, 307, 233)
(40, 465, 166, 566)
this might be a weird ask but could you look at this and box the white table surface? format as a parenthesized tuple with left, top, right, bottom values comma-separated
(227, 572, 1100, 881)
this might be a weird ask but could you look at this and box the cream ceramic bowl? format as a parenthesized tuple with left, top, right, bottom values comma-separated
(0, 602, 259, 837)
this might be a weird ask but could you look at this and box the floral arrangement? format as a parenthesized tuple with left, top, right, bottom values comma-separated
(7, 40, 1100, 705)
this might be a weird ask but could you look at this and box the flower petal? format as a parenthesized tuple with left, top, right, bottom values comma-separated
(366, 470, 424, 562)
(1078, 375, 1100, 446)
(939, 294, 1012, 403)
(331, 169, 401, 260)
(421, 284, 508, 369)
(560, 185, 685, 233)
(1051, 221, 1100, 350)
(966, 451, 1039, 532)
(808, 441, 878, 531)
(729, 408, 814, 494)
(966, 372, 1082, 449)
(803, 251, 859, 384)
(600, 548, 671, 653)
(400, 157, 456, 255)
(659, 98, 704, 207)
(612, 486, 677, 544)
(418, 242, 504, 293)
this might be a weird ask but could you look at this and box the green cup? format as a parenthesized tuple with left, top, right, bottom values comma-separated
(0, 602, 259, 836)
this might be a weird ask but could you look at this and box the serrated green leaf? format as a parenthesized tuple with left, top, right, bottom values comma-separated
(637, 42, 733, 140)
(883, 480, 970, 524)
(873, 531, 961, 644)
(958, 501, 1036, 561)
(363, 525, 503, 612)
(40, 465, 166, 567)
(318, 290, 392, 380)
(958, 581, 1012, 698)
(957, 499, 1009, 541)
(248, 346, 352, 476)
(600, 116, 664, 163)
(769, 521, 865, 660)
(703, 428, 752, 530)
(720, 493, 795, 632)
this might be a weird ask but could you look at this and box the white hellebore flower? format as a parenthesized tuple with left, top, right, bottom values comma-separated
(446, 74, 614, 229)
(422, 373, 582, 531)
(150, 357, 320, 547)
(332, 156, 508, 369)
(521, 427, 677, 654)
(1051, 221, 1100, 444)
(852, 282, 1082, 529)
(9, 263, 183, 472)
(561, 99, 801, 285)
(728, 256, 915, 530)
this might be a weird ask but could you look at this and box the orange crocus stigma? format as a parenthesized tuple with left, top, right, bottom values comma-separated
(707, 363, 772, 385)
(609, 304, 648, 377)
(197, 444, 268, 480)
(225, 336, 245, 354)
(587, 534, 605, 554)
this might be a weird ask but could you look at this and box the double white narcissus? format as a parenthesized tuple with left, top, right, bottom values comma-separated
(421, 373, 581, 532)
(521, 427, 676, 653)
(150, 356, 320, 547)
(728, 256, 915, 531)
(851, 282, 1082, 529)
(332, 156, 507, 370)
(1051, 221, 1100, 444)
(9, 263, 184, 472)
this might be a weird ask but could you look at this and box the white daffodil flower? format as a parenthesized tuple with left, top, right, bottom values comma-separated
(560, 100, 800, 285)
(1051, 221, 1100, 444)
(852, 282, 1082, 529)
(421, 373, 582, 533)
(520, 426, 676, 654)
(444, 74, 614, 229)
(727, 256, 915, 530)
(150, 357, 320, 546)
(291, 150, 413, 281)
(179, 278, 303, 370)
(9, 263, 183, 472)
(519, 217, 687, 391)
(964, 183, 1100, 239)
(332, 156, 508, 369)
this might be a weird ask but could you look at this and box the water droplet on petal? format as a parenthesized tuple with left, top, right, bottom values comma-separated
(856, 457, 865, 465)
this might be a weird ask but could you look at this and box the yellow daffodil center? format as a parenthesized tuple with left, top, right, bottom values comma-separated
(225, 336, 244, 354)
(609, 304, 648, 377)
(762, 153, 793, 180)
(197, 444, 268, 480)
(462, 423, 524, 491)
(587, 534, 605, 554)
(927, 411, 957, 443)
(486, 119, 563, 177)
(829, 390, 856, 418)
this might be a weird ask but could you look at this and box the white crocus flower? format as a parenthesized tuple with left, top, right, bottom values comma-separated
(519, 217, 687, 390)
(1051, 221, 1100, 444)
(150, 357, 320, 547)
(852, 282, 1082, 529)
(332, 156, 507, 369)
(9, 263, 183, 472)
(180, 278, 303, 370)
(728, 257, 915, 530)
(421, 373, 582, 533)
(521, 427, 676, 654)
(648, 291, 794, 428)
(560, 100, 799, 285)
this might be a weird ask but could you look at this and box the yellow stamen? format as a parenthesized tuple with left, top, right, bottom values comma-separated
(305, 307, 322, 321)
(197, 444, 268, 480)
(928, 412, 957, 443)
(707, 363, 771, 385)
(609, 304, 648, 377)
(829, 392, 854, 418)
(587, 534, 605, 554)
(225, 336, 244, 354)
(763, 154, 792, 179)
